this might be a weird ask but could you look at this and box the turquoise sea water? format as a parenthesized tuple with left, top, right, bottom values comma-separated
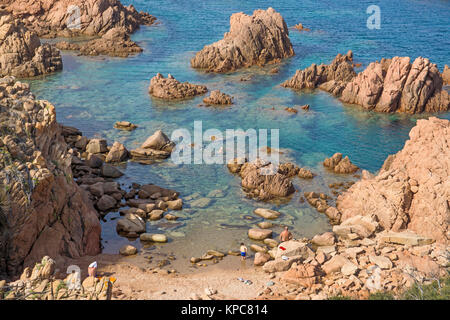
(25, 0, 450, 265)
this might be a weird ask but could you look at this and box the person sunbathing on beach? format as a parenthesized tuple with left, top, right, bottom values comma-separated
(279, 226, 293, 242)
(240, 243, 248, 261)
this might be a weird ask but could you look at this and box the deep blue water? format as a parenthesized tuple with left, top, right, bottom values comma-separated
(25, 0, 450, 261)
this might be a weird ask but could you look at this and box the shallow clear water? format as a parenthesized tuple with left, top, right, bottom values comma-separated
(25, 0, 450, 265)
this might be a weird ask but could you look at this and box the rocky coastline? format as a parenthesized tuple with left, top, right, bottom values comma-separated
(0, 2, 448, 301)
(191, 7, 294, 73)
(0, 12, 62, 77)
(282, 52, 450, 114)
(3, 0, 156, 58)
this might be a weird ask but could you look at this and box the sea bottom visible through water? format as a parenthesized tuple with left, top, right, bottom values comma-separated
(26, 0, 450, 272)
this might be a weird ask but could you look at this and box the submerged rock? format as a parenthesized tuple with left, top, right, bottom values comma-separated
(254, 208, 281, 219)
(191, 7, 294, 73)
(148, 73, 207, 100)
(56, 27, 143, 58)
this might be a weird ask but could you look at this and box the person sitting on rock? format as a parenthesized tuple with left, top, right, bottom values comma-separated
(279, 226, 293, 242)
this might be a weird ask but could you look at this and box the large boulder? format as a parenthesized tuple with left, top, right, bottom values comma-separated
(116, 213, 146, 235)
(105, 141, 129, 163)
(282, 263, 321, 287)
(274, 241, 312, 259)
(337, 117, 450, 243)
(148, 73, 207, 100)
(191, 8, 294, 73)
(248, 228, 272, 240)
(229, 158, 295, 201)
(0, 14, 62, 77)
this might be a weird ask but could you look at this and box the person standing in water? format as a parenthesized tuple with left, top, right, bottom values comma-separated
(279, 226, 293, 242)
(240, 243, 248, 261)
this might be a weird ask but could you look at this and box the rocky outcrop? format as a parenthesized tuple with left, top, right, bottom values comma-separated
(0, 13, 62, 77)
(227, 158, 295, 201)
(323, 153, 359, 174)
(4, 0, 156, 58)
(281, 51, 355, 96)
(2, 256, 113, 300)
(130, 130, 175, 163)
(4, 0, 156, 38)
(203, 90, 233, 105)
(283, 54, 450, 114)
(148, 73, 208, 100)
(55, 27, 142, 57)
(191, 7, 294, 73)
(337, 117, 449, 243)
(340, 57, 450, 113)
(0, 77, 101, 275)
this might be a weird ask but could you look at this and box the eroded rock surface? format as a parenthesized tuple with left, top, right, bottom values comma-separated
(191, 7, 294, 73)
(340, 57, 450, 113)
(4, 0, 156, 37)
(0, 13, 62, 77)
(282, 51, 355, 96)
(148, 73, 208, 100)
(283, 53, 450, 114)
(227, 158, 295, 201)
(203, 90, 233, 105)
(337, 117, 449, 243)
(0, 77, 100, 275)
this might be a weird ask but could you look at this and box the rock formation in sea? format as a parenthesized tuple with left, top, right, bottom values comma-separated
(148, 73, 208, 100)
(55, 27, 142, 58)
(340, 57, 450, 113)
(3, 0, 157, 58)
(3, 0, 156, 37)
(0, 76, 101, 275)
(283, 53, 450, 114)
(203, 90, 233, 105)
(281, 50, 356, 96)
(337, 117, 449, 244)
(191, 7, 294, 73)
(0, 13, 62, 77)
(323, 153, 359, 174)
(227, 158, 296, 201)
